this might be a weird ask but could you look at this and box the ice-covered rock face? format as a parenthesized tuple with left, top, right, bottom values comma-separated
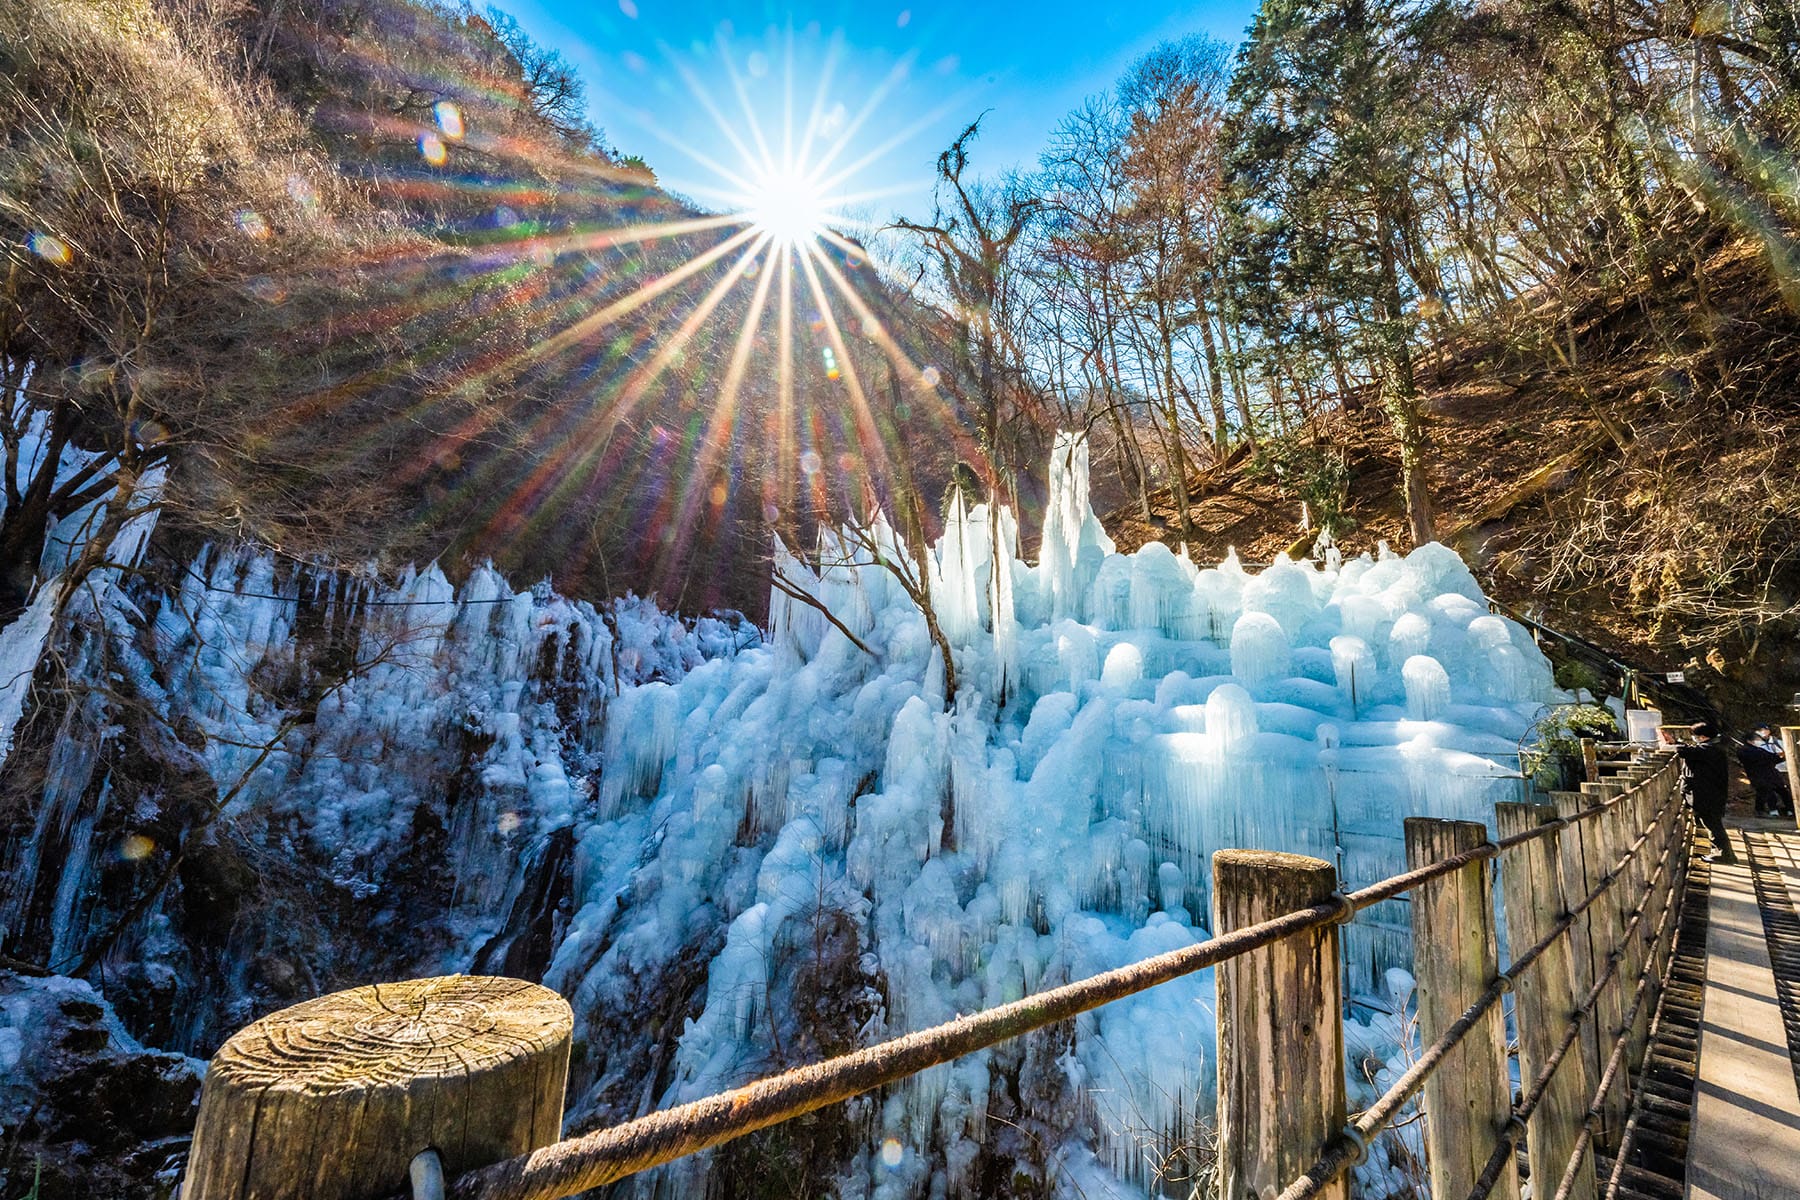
(0, 547, 751, 1063)
(0, 431, 1558, 1197)
(567, 432, 1556, 1197)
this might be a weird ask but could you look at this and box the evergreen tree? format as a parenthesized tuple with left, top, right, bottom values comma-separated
(1223, 0, 1455, 544)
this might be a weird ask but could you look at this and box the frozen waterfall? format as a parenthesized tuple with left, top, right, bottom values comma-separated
(558, 431, 1553, 1198)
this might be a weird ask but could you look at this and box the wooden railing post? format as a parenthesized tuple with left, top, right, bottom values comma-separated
(1578, 781, 1631, 1141)
(1212, 850, 1348, 1200)
(1405, 819, 1519, 1200)
(1496, 803, 1594, 1200)
(1651, 755, 1684, 978)
(1617, 779, 1654, 1072)
(1550, 789, 1604, 1146)
(183, 976, 572, 1200)
(1581, 737, 1600, 784)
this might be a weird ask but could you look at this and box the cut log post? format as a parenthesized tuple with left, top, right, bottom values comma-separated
(1405, 818, 1518, 1200)
(1549, 789, 1604, 1183)
(1495, 803, 1594, 1200)
(1212, 850, 1348, 1200)
(182, 975, 572, 1200)
(1579, 783, 1631, 1142)
(1581, 738, 1600, 784)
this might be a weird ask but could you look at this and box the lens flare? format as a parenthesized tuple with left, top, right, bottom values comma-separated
(240, 21, 975, 605)
(26, 231, 71, 264)
(433, 100, 465, 139)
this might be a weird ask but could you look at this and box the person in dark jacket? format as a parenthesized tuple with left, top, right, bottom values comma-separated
(1739, 724, 1794, 818)
(1680, 722, 1736, 863)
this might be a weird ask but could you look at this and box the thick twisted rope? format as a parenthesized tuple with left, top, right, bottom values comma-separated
(448, 757, 1680, 1200)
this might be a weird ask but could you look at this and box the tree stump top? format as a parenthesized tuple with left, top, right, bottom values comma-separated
(210, 974, 572, 1097)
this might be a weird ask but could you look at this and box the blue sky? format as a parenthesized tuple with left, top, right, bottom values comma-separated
(500, 1, 1259, 224)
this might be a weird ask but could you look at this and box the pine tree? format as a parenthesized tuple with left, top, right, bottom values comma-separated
(1223, 0, 1455, 544)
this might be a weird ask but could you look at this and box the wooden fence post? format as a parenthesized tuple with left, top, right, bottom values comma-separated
(1581, 738, 1600, 784)
(1550, 789, 1604, 1140)
(183, 975, 572, 1200)
(1495, 803, 1594, 1200)
(1405, 819, 1519, 1200)
(1212, 850, 1349, 1200)
(1616, 779, 1654, 1072)
(1578, 782, 1631, 1141)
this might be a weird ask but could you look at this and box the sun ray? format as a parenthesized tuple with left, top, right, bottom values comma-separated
(776, 240, 796, 524)
(670, 49, 776, 191)
(719, 34, 780, 181)
(342, 20, 961, 578)
(797, 52, 920, 188)
(815, 224, 915, 282)
(807, 230, 987, 467)
(475, 230, 776, 544)
(781, 25, 797, 176)
(791, 240, 895, 498)
(592, 101, 765, 199)
(811, 88, 980, 198)
(793, 31, 846, 188)
(664, 235, 781, 561)
(511, 224, 762, 370)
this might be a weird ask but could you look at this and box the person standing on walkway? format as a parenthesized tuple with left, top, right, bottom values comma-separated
(1680, 721, 1737, 863)
(1738, 723, 1795, 818)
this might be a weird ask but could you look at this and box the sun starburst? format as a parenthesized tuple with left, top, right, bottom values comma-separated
(744, 164, 834, 247)
(298, 19, 979, 603)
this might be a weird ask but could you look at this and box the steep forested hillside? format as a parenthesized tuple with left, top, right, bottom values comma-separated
(1104, 238, 1800, 721)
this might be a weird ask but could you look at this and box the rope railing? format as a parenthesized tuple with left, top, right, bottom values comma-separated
(171, 755, 1684, 1194)
(1277, 805, 1675, 1200)
(1468, 846, 1685, 1200)
(441, 895, 1353, 1199)
(418, 753, 1687, 1200)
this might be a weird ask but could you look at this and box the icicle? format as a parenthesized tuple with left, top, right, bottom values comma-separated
(1402, 655, 1452, 720)
(1229, 612, 1291, 686)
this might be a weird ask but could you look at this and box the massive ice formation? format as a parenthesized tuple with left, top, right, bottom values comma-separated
(0, 428, 1556, 1198)
(560, 432, 1555, 1197)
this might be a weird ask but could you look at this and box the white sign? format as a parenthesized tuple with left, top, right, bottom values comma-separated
(1666, 670, 1686, 683)
(1626, 708, 1664, 744)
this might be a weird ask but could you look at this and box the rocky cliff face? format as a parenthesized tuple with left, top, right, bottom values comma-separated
(0, 550, 748, 1198)
(0, 973, 201, 1199)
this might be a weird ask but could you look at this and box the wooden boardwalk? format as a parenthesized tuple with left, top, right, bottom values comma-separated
(1685, 821, 1800, 1200)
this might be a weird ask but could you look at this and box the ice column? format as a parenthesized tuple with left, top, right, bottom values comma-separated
(1230, 612, 1291, 686)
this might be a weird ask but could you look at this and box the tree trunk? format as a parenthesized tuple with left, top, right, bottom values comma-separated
(1196, 301, 1232, 452)
(1156, 302, 1195, 545)
(1377, 209, 1436, 545)
(884, 367, 958, 705)
(0, 490, 53, 621)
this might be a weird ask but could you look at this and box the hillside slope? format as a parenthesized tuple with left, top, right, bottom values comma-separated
(1109, 240, 1800, 721)
(1, 0, 977, 625)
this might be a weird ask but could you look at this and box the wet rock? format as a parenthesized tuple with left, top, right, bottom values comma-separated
(0, 972, 202, 1200)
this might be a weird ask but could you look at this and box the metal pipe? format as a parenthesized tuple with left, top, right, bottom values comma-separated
(413, 1149, 446, 1200)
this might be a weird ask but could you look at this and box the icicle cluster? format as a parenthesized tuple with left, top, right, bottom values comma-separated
(558, 431, 1556, 1198)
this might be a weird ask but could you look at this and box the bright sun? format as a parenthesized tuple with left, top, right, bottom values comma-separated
(746, 166, 832, 246)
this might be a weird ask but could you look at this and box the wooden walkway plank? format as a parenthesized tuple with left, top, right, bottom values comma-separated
(1684, 828, 1800, 1200)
